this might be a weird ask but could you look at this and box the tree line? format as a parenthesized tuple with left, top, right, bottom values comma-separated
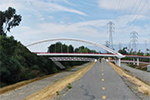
(47, 42, 98, 53)
(118, 47, 150, 62)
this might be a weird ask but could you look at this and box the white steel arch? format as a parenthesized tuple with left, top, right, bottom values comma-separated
(26, 38, 125, 58)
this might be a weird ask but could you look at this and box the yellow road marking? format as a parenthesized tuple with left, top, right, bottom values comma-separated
(102, 96, 106, 99)
(102, 79, 104, 81)
(102, 87, 105, 90)
(102, 73, 104, 75)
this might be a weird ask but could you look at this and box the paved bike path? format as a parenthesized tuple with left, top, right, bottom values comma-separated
(62, 60, 140, 100)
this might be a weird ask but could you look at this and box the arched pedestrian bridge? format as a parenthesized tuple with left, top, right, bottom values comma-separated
(26, 38, 150, 66)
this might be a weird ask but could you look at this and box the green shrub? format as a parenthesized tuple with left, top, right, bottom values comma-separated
(67, 83, 72, 89)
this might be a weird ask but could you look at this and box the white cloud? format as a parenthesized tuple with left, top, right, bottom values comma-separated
(28, 0, 87, 16)
(11, 20, 109, 45)
(0, 0, 87, 16)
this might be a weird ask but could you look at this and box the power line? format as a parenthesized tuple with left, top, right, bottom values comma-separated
(115, 0, 124, 22)
(128, 0, 143, 21)
(119, 43, 122, 50)
(145, 40, 147, 53)
(121, 0, 144, 27)
(117, 0, 123, 16)
(121, 0, 138, 27)
(116, 0, 121, 11)
(129, 0, 148, 26)
(128, 0, 138, 16)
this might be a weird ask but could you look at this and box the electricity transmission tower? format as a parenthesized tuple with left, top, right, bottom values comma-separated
(107, 21, 115, 50)
(105, 41, 109, 53)
(119, 43, 122, 50)
(130, 31, 138, 52)
(106, 41, 109, 48)
(145, 40, 147, 53)
(129, 42, 131, 50)
(148, 34, 150, 47)
(147, 34, 150, 52)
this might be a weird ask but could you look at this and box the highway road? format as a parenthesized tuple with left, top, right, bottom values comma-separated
(61, 60, 140, 100)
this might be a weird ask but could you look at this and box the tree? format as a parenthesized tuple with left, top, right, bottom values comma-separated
(118, 47, 128, 54)
(68, 45, 74, 53)
(0, 7, 22, 36)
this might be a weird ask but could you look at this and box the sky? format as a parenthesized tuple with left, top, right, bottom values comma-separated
(0, 0, 150, 52)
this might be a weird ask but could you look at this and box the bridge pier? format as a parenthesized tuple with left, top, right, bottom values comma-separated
(137, 58, 139, 66)
(115, 58, 121, 66)
(133, 58, 135, 65)
(133, 58, 139, 66)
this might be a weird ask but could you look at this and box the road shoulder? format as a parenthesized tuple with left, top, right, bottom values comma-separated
(109, 62, 150, 99)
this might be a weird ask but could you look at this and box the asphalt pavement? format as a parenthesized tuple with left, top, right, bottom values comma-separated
(62, 60, 140, 100)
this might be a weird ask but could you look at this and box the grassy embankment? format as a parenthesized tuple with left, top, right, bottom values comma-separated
(128, 63, 149, 71)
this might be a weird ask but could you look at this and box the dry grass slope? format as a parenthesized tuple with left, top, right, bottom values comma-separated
(109, 62, 150, 97)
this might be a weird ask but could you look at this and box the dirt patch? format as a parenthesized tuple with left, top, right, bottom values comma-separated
(109, 62, 150, 98)
(24, 62, 95, 100)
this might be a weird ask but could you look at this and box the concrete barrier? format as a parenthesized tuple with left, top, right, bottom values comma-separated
(147, 65, 150, 72)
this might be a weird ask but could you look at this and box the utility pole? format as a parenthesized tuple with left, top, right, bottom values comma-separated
(148, 34, 150, 49)
(107, 21, 115, 50)
(145, 40, 147, 53)
(130, 31, 138, 52)
(119, 43, 122, 50)
(128, 42, 131, 51)
(105, 41, 109, 53)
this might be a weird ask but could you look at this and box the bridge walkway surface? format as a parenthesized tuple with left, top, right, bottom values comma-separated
(61, 60, 140, 100)
(0, 63, 91, 100)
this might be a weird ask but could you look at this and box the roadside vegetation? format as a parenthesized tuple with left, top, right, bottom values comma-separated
(127, 63, 148, 71)
(0, 35, 59, 87)
(0, 7, 99, 88)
